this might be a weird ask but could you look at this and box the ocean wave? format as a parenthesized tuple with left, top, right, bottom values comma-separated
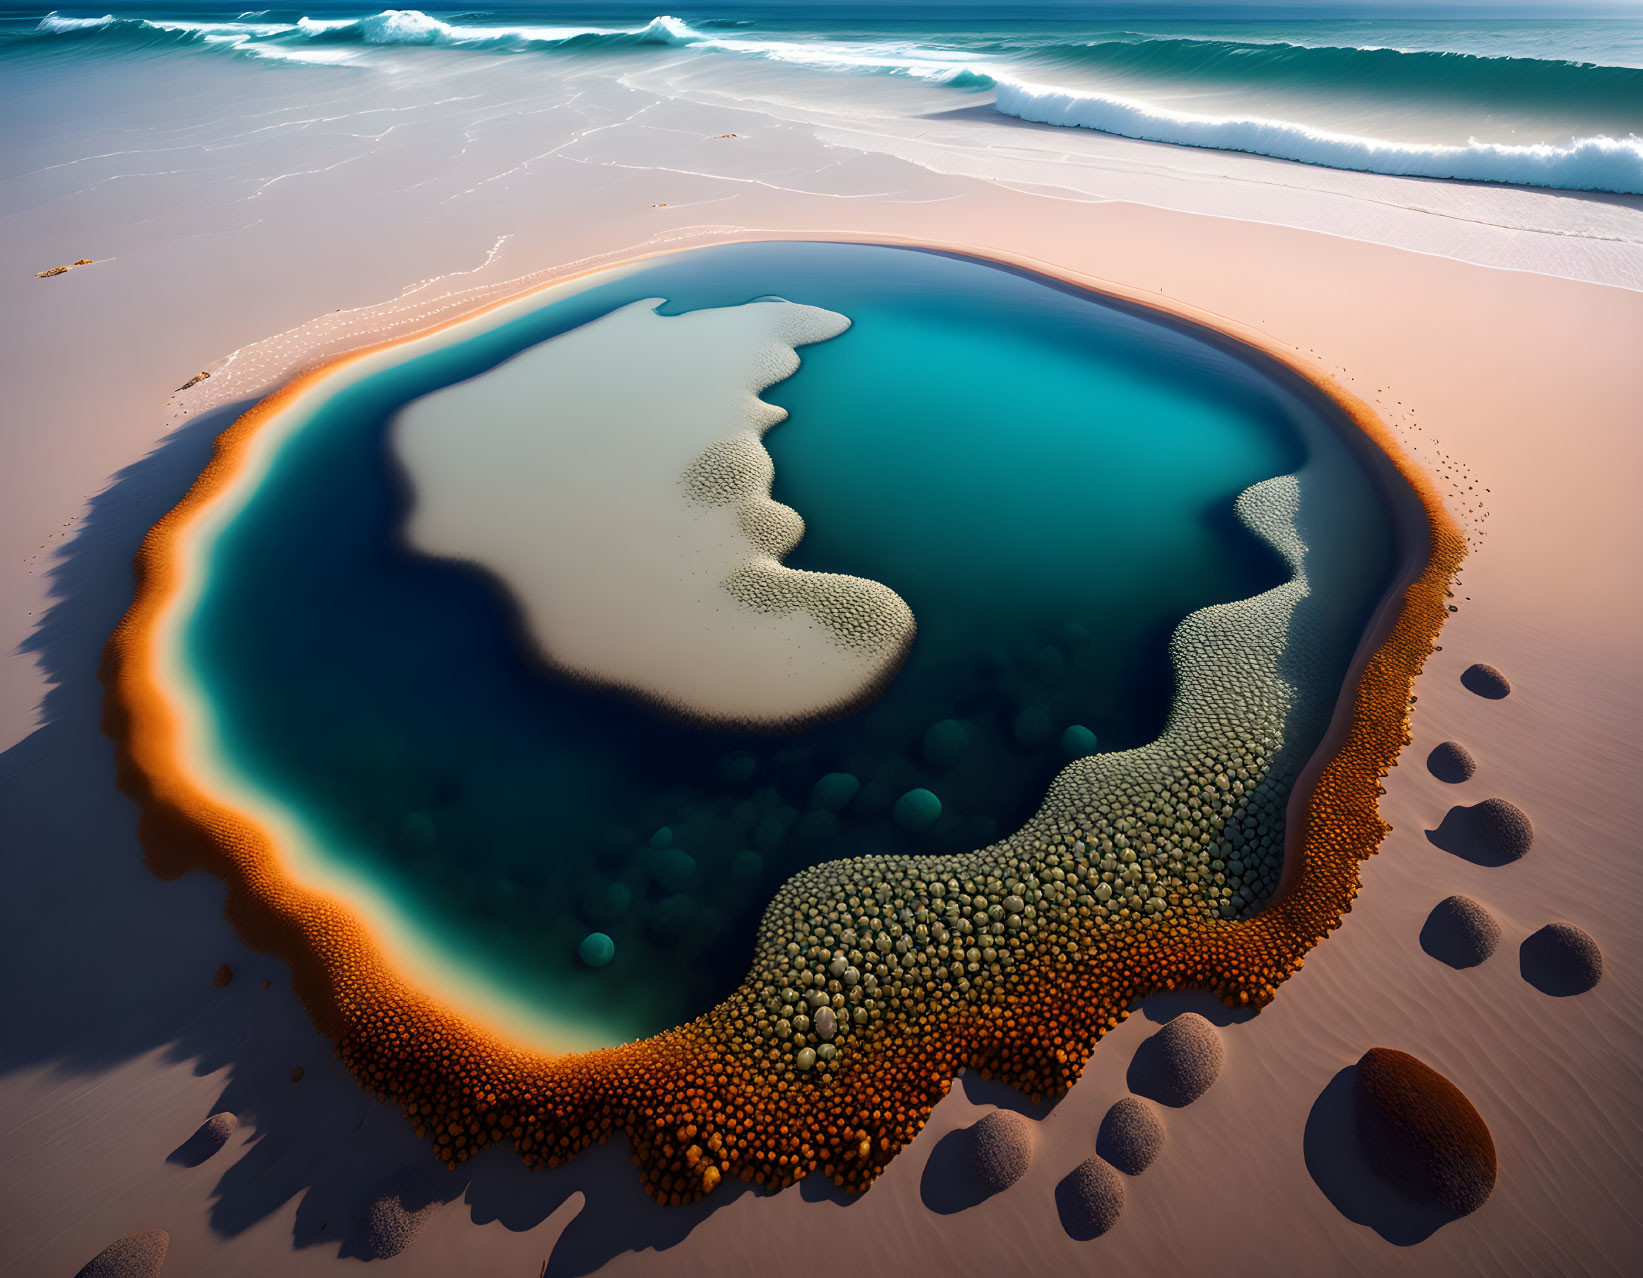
(993, 80, 1643, 195)
(1006, 36, 1643, 118)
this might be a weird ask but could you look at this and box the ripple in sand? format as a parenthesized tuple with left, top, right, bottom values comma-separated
(1520, 921, 1603, 996)
(1419, 895, 1501, 969)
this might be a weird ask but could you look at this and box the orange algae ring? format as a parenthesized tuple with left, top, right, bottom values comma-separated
(99, 238, 1464, 1202)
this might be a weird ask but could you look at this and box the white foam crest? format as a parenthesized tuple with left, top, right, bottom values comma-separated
(36, 12, 115, 32)
(993, 79, 1643, 196)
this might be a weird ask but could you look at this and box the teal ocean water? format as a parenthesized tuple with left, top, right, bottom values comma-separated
(181, 242, 1394, 1045)
(4, 4, 1641, 191)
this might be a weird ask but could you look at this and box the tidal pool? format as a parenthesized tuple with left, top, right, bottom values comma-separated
(181, 242, 1393, 1046)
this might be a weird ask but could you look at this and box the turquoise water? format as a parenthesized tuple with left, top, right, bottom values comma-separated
(184, 241, 1393, 1045)
(6, 5, 1641, 190)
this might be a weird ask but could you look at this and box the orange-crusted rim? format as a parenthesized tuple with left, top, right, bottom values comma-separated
(99, 234, 1466, 1201)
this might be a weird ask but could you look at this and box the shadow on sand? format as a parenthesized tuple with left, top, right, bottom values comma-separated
(0, 398, 752, 1275)
(1302, 1065, 1458, 1246)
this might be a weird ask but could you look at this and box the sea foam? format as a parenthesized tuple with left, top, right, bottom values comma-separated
(992, 79, 1643, 196)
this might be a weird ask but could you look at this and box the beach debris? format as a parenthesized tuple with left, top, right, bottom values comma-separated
(74, 1228, 169, 1278)
(35, 258, 94, 278)
(168, 1112, 238, 1166)
(353, 1169, 442, 1260)
(212, 962, 234, 988)
(1520, 921, 1603, 996)
(1353, 1047, 1495, 1217)
(176, 371, 212, 392)
(1096, 1096, 1164, 1175)
(965, 1109, 1036, 1194)
(1426, 740, 1476, 783)
(651, 202, 669, 208)
(289, 1066, 305, 1083)
(1460, 662, 1510, 699)
(1056, 1157, 1125, 1239)
(1419, 895, 1501, 969)
(712, 132, 738, 138)
(1127, 1012, 1224, 1108)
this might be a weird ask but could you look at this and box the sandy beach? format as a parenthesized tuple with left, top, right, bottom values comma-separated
(3, 19, 1641, 1278)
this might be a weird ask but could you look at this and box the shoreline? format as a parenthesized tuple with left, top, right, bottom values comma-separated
(98, 231, 1464, 1199)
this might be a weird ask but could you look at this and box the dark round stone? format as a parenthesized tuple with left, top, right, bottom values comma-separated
(965, 1108, 1036, 1193)
(1520, 922, 1603, 996)
(1056, 1157, 1125, 1239)
(1128, 1012, 1224, 1107)
(1460, 663, 1510, 699)
(1353, 1047, 1496, 1218)
(1426, 740, 1476, 784)
(1096, 1096, 1165, 1174)
(75, 1229, 169, 1278)
(1420, 895, 1501, 969)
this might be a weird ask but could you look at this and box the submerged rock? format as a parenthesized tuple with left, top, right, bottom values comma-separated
(1353, 1047, 1496, 1217)
(893, 788, 942, 830)
(923, 719, 971, 769)
(578, 932, 616, 968)
(1061, 724, 1099, 757)
(809, 772, 860, 812)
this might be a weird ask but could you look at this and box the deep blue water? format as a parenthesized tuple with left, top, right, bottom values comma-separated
(186, 241, 1392, 1044)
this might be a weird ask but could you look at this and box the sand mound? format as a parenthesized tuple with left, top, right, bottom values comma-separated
(353, 1169, 444, 1260)
(1426, 740, 1476, 784)
(74, 1229, 169, 1278)
(1353, 1047, 1496, 1217)
(1520, 922, 1603, 996)
(1056, 1157, 1126, 1239)
(1430, 797, 1533, 865)
(1460, 663, 1510, 699)
(965, 1109, 1037, 1193)
(1128, 1012, 1225, 1107)
(1419, 895, 1500, 969)
(168, 1112, 238, 1166)
(1096, 1096, 1165, 1174)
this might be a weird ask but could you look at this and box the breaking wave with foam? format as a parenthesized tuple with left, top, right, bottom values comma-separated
(992, 80, 1643, 195)
(17, 9, 1643, 193)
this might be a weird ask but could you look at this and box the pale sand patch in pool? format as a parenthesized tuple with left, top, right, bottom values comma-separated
(393, 297, 915, 728)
